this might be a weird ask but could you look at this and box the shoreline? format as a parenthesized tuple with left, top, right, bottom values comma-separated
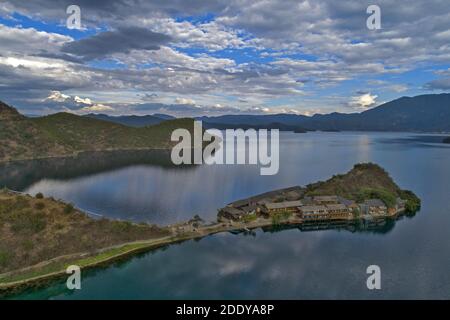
(0, 147, 174, 164)
(0, 208, 405, 297)
(0, 216, 305, 297)
(0, 201, 405, 297)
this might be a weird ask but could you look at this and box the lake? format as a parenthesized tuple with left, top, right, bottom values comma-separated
(2, 131, 450, 299)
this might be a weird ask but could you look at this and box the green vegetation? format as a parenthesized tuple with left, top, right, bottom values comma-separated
(0, 101, 201, 162)
(306, 163, 420, 212)
(399, 190, 421, 213)
(63, 203, 74, 214)
(0, 250, 10, 268)
(34, 202, 46, 210)
(271, 211, 292, 226)
(0, 189, 169, 274)
(355, 188, 396, 208)
(241, 213, 258, 223)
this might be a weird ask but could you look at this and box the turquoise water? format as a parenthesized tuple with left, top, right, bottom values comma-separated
(2, 132, 450, 299)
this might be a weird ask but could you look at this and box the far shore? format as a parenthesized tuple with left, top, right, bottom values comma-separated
(0, 147, 174, 164)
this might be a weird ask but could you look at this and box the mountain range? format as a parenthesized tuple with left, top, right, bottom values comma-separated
(1, 93, 449, 161)
(198, 93, 450, 132)
(84, 93, 450, 132)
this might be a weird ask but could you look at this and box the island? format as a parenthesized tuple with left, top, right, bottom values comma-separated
(443, 137, 450, 144)
(0, 163, 420, 296)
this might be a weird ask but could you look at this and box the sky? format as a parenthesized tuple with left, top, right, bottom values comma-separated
(0, 0, 449, 117)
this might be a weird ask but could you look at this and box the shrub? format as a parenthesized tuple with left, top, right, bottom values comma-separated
(111, 220, 133, 233)
(22, 239, 34, 251)
(11, 211, 47, 234)
(271, 210, 292, 225)
(356, 188, 396, 208)
(242, 213, 257, 223)
(35, 192, 44, 199)
(399, 190, 421, 213)
(0, 249, 10, 267)
(64, 203, 74, 214)
(34, 202, 45, 210)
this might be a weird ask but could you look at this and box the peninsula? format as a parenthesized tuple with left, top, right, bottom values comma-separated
(0, 163, 420, 296)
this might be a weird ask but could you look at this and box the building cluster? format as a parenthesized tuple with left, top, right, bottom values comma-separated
(219, 192, 406, 222)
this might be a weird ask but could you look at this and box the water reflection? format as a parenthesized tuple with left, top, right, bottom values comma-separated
(2, 132, 450, 299)
(0, 149, 185, 191)
(9, 212, 414, 300)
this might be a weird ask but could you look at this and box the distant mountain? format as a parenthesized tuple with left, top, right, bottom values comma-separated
(202, 121, 307, 132)
(85, 113, 175, 127)
(197, 113, 309, 126)
(200, 93, 450, 132)
(0, 101, 198, 162)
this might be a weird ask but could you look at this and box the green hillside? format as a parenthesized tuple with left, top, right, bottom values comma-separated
(306, 163, 420, 211)
(0, 101, 200, 162)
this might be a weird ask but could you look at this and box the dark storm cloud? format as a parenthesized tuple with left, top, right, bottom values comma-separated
(33, 52, 84, 64)
(424, 78, 450, 91)
(61, 27, 172, 60)
(0, 0, 230, 24)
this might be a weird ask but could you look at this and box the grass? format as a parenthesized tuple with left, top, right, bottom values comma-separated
(0, 242, 151, 285)
(241, 213, 258, 223)
(271, 211, 292, 226)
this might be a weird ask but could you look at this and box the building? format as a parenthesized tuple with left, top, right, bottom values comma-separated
(396, 198, 406, 211)
(218, 206, 247, 221)
(264, 200, 303, 214)
(313, 195, 339, 205)
(326, 203, 351, 219)
(360, 199, 388, 216)
(299, 205, 329, 220)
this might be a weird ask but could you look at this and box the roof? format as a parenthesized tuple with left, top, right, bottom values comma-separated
(300, 205, 328, 212)
(364, 199, 386, 207)
(338, 196, 355, 206)
(326, 204, 348, 210)
(240, 204, 257, 212)
(220, 206, 245, 216)
(265, 200, 303, 210)
(314, 195, 339, 202)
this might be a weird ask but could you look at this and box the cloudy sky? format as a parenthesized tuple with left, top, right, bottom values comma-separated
(0, 0, 449, 116)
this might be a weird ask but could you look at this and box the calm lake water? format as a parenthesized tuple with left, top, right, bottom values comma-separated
(2, 132, 450, 299)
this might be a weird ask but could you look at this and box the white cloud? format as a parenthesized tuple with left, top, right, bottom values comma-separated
(349, 93, 378, 110)
(43, 91, 113, 113)
(46, 90, 70, 102)
(74, 96, 93, 105)
(80, 103, 114, 112)
(175, 97, 196, 105)
(0, 24, 71, 56)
